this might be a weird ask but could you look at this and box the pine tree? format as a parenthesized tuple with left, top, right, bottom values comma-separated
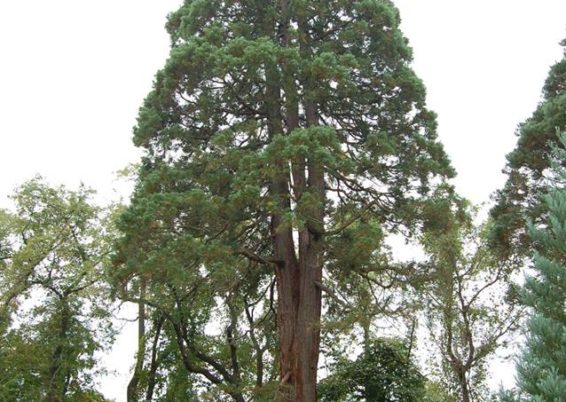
(515, 133, 566, 401)
(491, 39, 566, 257)
(115, 1, 454, 400)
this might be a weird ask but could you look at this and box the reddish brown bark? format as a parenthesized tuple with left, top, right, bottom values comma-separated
(272, 212, 323, 402)
(263, 3, 326, 400)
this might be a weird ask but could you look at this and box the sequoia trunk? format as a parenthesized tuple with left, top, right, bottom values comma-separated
(268, 2, 325, 400)
(273, 219, 323, 402)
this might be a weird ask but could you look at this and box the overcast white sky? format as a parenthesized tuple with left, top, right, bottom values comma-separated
(0, 1, 565, 401)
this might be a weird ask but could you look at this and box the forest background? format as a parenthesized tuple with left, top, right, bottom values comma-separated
(0, 1, 565, 401)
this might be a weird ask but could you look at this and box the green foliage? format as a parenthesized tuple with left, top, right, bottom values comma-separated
(491, 388, 524, 402)
(422, 381, 457, 402)
(319, 338, 426, 401)
(421, 199, 522, 402)
(115, 0, 454, 399)
(0, 177, 115, 401)
(514, 133, 566, 401)
(491, 39, 566, 257)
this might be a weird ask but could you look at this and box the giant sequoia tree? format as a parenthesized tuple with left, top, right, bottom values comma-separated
(116, 1, 454, 400)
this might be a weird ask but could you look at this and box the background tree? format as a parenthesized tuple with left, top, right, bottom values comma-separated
(116, 0, 454, 400)
(491, 39, 566, 257)
(513, 132, 566, 401)
(421, 196, 522, 402)
(319, 337, 426, 402)
(0, 178, 115, 402)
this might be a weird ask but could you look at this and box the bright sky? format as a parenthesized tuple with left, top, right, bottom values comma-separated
(0, 1, 565, 400)
(0, 0, 182, 207)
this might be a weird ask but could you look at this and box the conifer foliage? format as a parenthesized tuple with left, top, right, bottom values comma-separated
(491, 40, 566, 256)
(515, 134, 566, 401)
(115, 0, 453, 400)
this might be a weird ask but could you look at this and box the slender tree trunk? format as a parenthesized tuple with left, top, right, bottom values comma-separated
(145, 316, 164, 402)
(170, 319, 246, 402)
(128, 280, 146, 402)
(460, 370, 471, 402)
(46, 301, 70, 402)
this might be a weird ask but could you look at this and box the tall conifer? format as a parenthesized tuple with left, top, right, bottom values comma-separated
(116, 1, 454, 400)
(491, 40, 566, 256)
(515, 134, 566, 400)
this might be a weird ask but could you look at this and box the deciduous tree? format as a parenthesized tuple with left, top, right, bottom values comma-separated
(421, 198, 522, 402)
(0, 178, 114, 402)
(319, 337, 426, 402)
